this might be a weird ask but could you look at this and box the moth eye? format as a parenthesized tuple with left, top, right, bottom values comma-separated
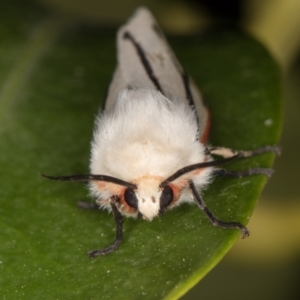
(124, 188, 138, 209)
(160, 185, 174, 209)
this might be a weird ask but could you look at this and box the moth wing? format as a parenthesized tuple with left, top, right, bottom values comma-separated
(103, 66, 127, 113)
(105, 7, 209, 140)
(117, 7, 186, 99)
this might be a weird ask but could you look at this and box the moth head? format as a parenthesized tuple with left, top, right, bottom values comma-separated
(108, 155, 240, 218)
(123, 177, 174, 221)
(42, 154, 239, 219)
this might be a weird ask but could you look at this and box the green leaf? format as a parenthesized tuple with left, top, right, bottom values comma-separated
(0, 1, 282, 299)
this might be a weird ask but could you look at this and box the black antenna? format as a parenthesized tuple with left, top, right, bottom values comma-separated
(41, 174, 137, 189)
(160, 154, 240, 187)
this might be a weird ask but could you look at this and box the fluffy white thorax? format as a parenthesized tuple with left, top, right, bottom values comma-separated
(90, 88, 212, 202)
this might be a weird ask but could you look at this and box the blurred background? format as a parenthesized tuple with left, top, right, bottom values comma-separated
(12, 0, 300, 298)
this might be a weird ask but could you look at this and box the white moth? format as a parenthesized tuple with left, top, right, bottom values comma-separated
(43, 7, 279, 258)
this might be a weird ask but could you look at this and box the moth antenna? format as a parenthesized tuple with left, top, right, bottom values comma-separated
(41, 174, 137, 189)
(160, 155, 240, 187)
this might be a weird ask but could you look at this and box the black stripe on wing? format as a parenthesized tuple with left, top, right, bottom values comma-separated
(123, 31, 164, 95)
(181, 72, 196, 109)
(150, 25, 197, 112)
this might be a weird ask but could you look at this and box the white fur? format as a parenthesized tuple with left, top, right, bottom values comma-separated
(89, 8, 213, 220)
(90, 88, 213, 219)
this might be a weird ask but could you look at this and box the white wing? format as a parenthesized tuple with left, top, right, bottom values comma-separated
(104, 7, 209, 139)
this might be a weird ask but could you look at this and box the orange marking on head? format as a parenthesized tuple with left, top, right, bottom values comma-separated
(94, 181, 138, 215)
(192, 169, 202, 176)
(200, 108, 211, 144)
(169, 183, 181, 202)
(168, 167, 206, 206)
(94, 181, 124, 196)
(119, 192, 138, 214)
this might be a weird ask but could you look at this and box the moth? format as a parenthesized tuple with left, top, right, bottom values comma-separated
(43, 7, 279, 258)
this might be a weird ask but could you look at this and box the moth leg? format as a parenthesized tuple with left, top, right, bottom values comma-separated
(88, 197, 123, 258)
(77, 201, 99, 210)
(189, 180, 249, 238)
(214, 168, 274, 178)
(208, 145, 281, 159)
